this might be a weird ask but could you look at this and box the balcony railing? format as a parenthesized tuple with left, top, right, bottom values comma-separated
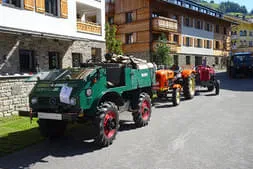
(77, 21, 101, 35)
(152, 17, 178, 32)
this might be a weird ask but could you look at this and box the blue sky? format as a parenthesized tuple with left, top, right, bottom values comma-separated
(213, 0, 252, 13)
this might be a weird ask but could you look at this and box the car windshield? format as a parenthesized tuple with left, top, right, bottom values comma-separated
(27, 68, 94, 81)
(234, 54, 253, 62)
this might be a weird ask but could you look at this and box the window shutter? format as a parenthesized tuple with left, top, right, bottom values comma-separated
(204, 40, 207, 48)
(133, 32, 137, 43)
(194, 38, 197, 47)
(220, 40, 224, 49)
(190, 38, 193, 47)
(210, 40, 213, 49)
(61, 0, 68, 18)
(24, 0, 35, 11)
(183, 37, 186, 46)
(213, 41, 216, 49)
(36, 0, 45, 13)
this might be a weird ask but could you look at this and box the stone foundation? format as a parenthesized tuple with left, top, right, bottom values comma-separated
(0, 76, 35, 117)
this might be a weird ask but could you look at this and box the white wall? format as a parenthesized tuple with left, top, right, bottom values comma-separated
(180, 16, 214, 55)
(0, 0, 105, 42)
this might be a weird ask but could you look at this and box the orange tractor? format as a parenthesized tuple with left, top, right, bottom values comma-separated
(153, 66, 196, 106)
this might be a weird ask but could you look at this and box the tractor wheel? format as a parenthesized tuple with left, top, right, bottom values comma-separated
(207, 86, 214, 92)
(132, 93, 152, 127)
(214, 80, 220, 95)
(95, 102, 119, 147)
(38, 119, 67, 138)
(172, 88, 181, 106)
(183, 74, 196, 99)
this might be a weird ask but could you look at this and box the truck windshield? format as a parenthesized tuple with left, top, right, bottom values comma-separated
(44, 68, 94, 80)
(27, 68, 94, 82)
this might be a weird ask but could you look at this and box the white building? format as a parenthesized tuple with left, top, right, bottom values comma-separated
(0, 0, 105, 74)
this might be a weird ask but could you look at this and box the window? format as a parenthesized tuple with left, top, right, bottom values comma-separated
(205, 23, 212, 32)
(173, 35, 179, 43)
(126, 33, 134, 44)
(45, 0, 59, 16)
(186, 56, 191, 65)
(215, 57, 219, 65)
(195, 56, 202, 66)
(186, 37, 190, 46)
(2, 0, 21, 7)
(126, 12, 133, 23)
(184, 17, 190, 27)
(108, 16, 114, 24)
(195, 20, 202, 29)
(224, 27, 227, 35)
(207, 40, 211, 49)
(91, 48, 102, 62)
(174, 55, 179, 65)
(72, 53, 82, 67)
(19, 50, 36, 73)
(197, 39, 202, 48)
(250, 32, 253, 36)
(215, 25, 219, 33)
(249, 41, 253, 47)
(49, 52, 60, 69)
(244, 30, 247, 36)
(215, 41, 220, 49)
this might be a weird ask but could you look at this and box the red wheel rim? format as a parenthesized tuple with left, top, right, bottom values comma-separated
(141, 100, 150, 121)
(104, 111, 117, 138)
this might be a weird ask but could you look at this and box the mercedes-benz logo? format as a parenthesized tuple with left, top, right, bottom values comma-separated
(49, 97, 57, 105)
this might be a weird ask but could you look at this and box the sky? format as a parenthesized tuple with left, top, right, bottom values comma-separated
(213, 0, 252, 13)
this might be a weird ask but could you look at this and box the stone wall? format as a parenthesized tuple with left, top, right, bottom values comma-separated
(0, 33, 106, 74)
(0, 76, 35, 117)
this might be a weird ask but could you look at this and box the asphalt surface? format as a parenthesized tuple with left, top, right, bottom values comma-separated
(0, 71, 253, 169)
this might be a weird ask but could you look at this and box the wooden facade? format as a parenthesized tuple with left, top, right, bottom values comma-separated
(106, 0, 233, 63)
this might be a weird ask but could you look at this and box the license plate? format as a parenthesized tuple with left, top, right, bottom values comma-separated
(38, 112, 62, 120)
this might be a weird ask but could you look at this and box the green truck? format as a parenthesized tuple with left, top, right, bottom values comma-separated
(24, 60, 155, 146)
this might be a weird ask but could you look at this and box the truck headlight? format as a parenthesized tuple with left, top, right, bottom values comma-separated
(70, 97, 77, 106)
(31, 97, 38, 104)
(86, 88, 92, 97)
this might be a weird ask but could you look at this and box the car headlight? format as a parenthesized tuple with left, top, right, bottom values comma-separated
(86, 88, 92, 97)
(31, 97, 38, 104)
(70, 97, 77, 106)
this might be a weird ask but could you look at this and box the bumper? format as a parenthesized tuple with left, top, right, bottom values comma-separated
(19, 111, 78, 121)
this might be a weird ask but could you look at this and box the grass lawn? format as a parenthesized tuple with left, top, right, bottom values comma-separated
(0, 116, 44, 157)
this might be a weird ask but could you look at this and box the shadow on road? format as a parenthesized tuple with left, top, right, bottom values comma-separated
(0, 120, 139, 169)
(216, 72, 253, 92)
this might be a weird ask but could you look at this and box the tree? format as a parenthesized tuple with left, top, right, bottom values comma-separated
(105, 23, 123, 55)
(152, 33, 172, 66)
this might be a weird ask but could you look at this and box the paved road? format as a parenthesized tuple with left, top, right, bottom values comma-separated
(1, 72, 253, 169)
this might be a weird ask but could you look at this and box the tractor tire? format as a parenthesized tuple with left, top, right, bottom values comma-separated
(207, 86, 214, 92)
(215, 80, 220, 95)
(172, 88, 180, 106)
(38, 119, 67, 138)
(132, 93, 152, 127)
(183, 74, 196, 99)
(95, 102, 119, 147)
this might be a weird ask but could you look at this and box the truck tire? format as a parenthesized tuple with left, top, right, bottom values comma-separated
(38, 119, 67, 138)
(215, 80, 220, 95)
(132, 93, 152, 127)
(172, 88, 180, 106)
(183, 75, 196, 99)
(95, 102, 119, 147)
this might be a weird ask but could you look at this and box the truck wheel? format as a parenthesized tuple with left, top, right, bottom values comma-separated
(95, 102, 119, 147)
(172, 88, 180, 106)
(132, 93, 151, 127)
(38, 119, 67, 138)
(215, 80, 220, 95)
(183, 75, 196, 99)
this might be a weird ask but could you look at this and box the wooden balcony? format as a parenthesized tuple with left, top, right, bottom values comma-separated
(77, 21, 101, 35)
(152, 17, 178, 32)
(152, 41, 180, 53)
